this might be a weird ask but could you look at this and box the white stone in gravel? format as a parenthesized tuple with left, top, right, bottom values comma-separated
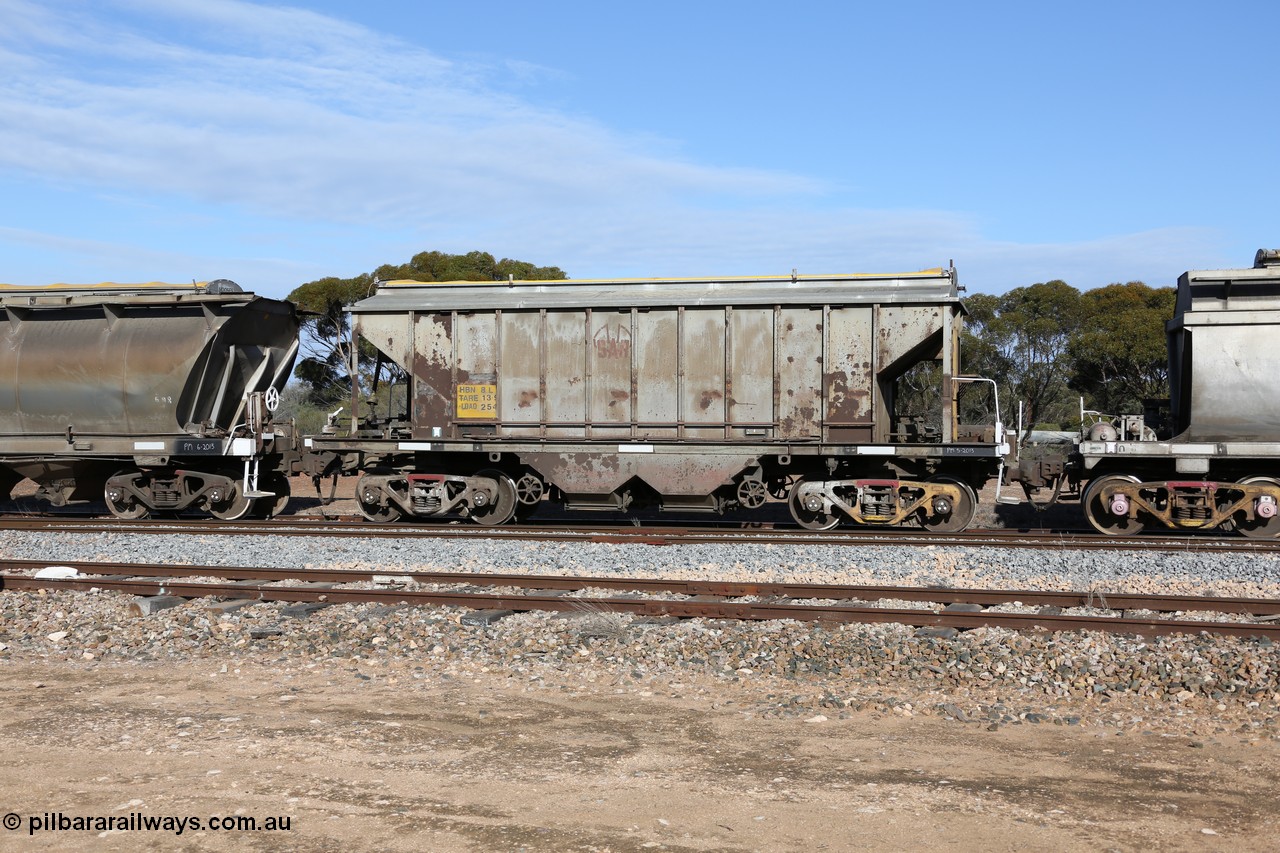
(45, 631, 68, 642)
(804, 715, 828, 723)
(35, 566, 79, 579)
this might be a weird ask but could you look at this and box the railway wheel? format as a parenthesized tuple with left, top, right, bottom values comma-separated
(918, 476, 977, 533)
(1082, 474, 1143, 536)
(356, 476, 402, 523)
(788, 478, 840, 531)
(470, 469, 518, 526)
(249, 473, 291, 519)
(209, 481, 256, 521)
(104, 471, 149, 520)
(1235, 476, 1280, 539)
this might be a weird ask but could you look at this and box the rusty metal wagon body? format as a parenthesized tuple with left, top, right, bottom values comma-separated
(311, 266, 1006, 529)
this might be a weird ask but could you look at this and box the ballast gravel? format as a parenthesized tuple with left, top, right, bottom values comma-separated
(0, 529, 1277, 739)
(2, 530, 1279, 594)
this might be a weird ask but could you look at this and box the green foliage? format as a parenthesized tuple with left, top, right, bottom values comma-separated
(1067, 282, 1175, 416)
(959, 293, 1012, 424)
(372, 250, 566, 284)
(962, 282, 1087, 444)
(286, 274, 376, 406)
(274, 381, 335, 437)
(895, 361, 942, 419)
(962, 278, 1180, 443)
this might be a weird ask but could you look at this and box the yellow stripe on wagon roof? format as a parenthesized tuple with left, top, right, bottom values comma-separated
(380, 268, 947, 287)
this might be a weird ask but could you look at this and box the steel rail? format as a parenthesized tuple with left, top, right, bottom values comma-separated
(3, 560, 1280, 639)
(2, 572, 1276, 639)
(1, 558, 1277, 615)
(0, 515, 1277, 554)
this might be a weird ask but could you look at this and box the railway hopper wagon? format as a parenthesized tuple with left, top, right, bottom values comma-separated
(1015, 250, 1280, 537)
(0, 281, 299, 519)
(310, 266, 1008, 529)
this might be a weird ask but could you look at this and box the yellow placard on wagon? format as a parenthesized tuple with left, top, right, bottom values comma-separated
(456, 383, 497, 418)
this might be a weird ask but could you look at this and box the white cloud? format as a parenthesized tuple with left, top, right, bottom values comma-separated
(0, 0, 818, 228)
(0, 0, 1236, 295)
(0, 222, 323, 288)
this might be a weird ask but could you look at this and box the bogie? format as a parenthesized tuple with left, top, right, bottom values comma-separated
(786, 474, 980, 532)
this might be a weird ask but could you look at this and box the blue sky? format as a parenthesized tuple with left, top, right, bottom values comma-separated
(0, 0, 1274, 298)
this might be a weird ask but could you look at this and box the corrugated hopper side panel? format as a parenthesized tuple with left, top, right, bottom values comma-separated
(635, 311, 679, 439)
(728, 307, 774, 437)
(544, 311, 587, 438)
(498, 311, 541, 429)
(588, 309, 631, 433)
(776, 307, 822, 439)
(681, 308, 727, 439)
(825, 307, 875, 442)
(411, 313, 452, 438)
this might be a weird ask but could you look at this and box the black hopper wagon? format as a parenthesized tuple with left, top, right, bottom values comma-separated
(0, 280, 299, 519)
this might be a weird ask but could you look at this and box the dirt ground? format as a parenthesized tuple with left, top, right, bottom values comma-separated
(0, 658, 1276, 852)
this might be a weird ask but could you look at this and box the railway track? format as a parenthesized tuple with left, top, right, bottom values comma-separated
(2, 558, 1277, 639)
(2, 513, 1279, 553)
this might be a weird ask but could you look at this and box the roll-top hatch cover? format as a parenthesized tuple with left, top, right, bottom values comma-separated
(1171, 259, 1280, 320)
(349, 268, 960, 314)
(0, 282, 256, 308)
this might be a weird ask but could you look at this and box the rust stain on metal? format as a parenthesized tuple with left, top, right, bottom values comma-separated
(521, 451, 630, 494)
(635, 453, 757, 496)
